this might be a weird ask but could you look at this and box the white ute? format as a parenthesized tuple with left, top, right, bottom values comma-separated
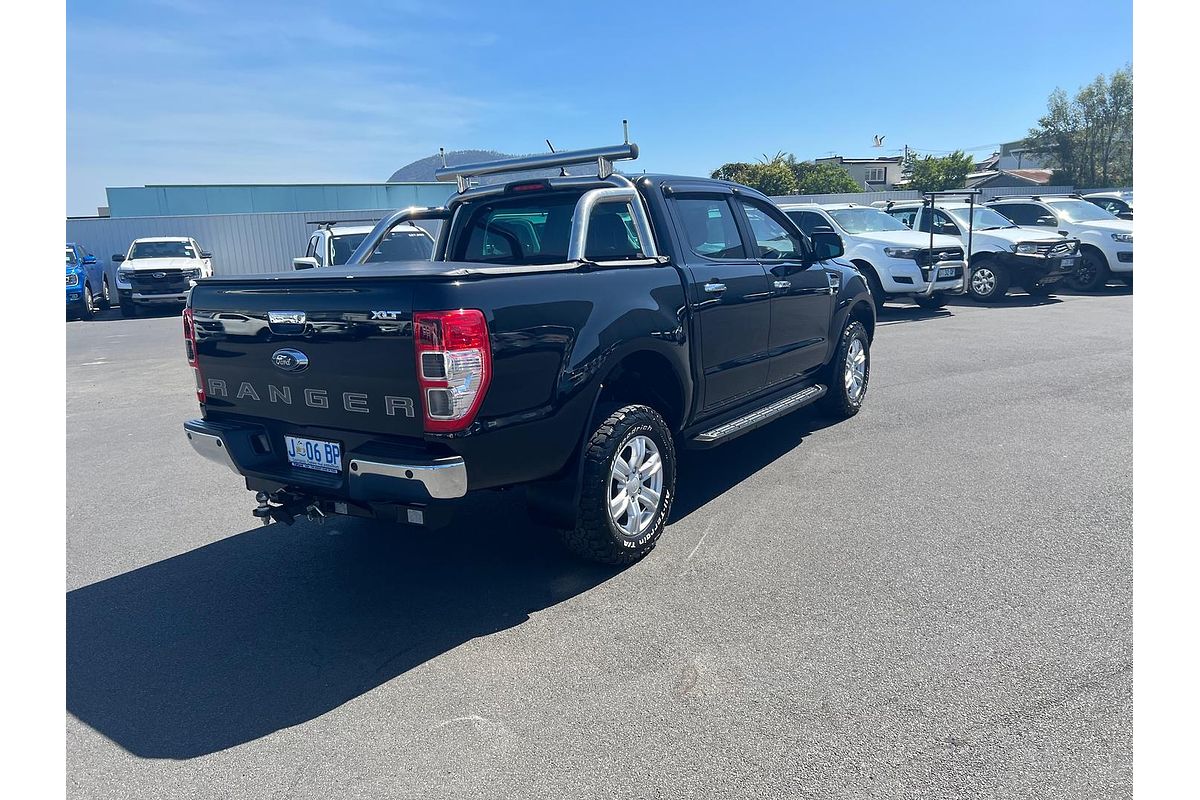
(113, 236, 212, 317)
(883, 199, 1079, 301)
(986, 196, 1132, 291)
(292, 220, 434, 270)
(780, 203, 967, 310)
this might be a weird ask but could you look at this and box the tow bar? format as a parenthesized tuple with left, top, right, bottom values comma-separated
(252, 490, 324, 526)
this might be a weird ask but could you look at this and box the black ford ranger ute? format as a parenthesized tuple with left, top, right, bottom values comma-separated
(183, 142, 876, 564)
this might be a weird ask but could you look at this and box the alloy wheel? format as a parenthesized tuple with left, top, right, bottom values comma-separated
(607, 435, 664, 538)
(971, 267, 997, 297)
(845, 337, 867, 402)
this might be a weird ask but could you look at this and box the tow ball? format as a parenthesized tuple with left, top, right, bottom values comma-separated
(253, 491, 323, 526)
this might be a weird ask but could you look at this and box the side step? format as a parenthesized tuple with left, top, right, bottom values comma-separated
(692, 384, 827, 445)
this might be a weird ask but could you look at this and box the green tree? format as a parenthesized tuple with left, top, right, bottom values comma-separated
(1023, 65, 1132, 188)
(711, 154, 798, 195)
(711, 152, 860, 195)
(902, 150, 974, 193)
(796, 162, 863, 194)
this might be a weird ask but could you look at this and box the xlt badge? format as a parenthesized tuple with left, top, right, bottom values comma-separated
(271, 348, 309, 373)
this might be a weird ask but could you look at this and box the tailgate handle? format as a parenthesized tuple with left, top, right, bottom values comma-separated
(267, 310, 308, 335)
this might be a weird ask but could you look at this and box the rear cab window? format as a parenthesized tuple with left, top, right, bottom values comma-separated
(453, 191, 584, 265)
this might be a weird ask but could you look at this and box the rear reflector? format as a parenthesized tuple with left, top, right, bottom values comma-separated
(413, 309, 491, 432)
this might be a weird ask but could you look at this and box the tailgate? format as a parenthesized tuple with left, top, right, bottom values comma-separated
(191, 279, 423, 439)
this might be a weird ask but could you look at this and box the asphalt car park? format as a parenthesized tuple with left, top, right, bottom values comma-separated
(66, 286, 1131, 799)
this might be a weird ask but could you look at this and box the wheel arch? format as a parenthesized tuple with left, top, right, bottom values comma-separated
(595, 348, 687, 433)
(847, 299, 876, 343)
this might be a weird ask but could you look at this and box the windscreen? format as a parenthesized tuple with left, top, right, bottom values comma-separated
(65, 247, 76, 265)
(331, 229, 434, 265)
(827, 207, 909, 234)
(129, 241, 195, 259)
(1047, 199, 1122, 223)
(945, 206, 1017, 230)
(452, 191, 585, 265)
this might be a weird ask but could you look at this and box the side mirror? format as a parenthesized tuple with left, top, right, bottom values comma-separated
(810, 230, 844, 261)
(292, 257, 320, 270)
(82, 254, 97, 265)
(200, 251, 213, 259)
(1036, 216, 1057, 227)
(112, 254, 125, 263)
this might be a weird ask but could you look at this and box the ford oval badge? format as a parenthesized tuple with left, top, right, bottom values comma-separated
(271, 348, 309, 373)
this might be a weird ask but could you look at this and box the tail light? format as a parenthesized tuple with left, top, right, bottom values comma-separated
(413, 309, 491, 432)
(183, 307, 204, 403)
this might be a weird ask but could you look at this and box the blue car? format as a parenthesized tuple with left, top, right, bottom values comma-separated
(66, 242, 111, 319)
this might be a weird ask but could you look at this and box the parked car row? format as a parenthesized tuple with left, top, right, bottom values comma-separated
(66, 236, 214, 319)
(828, 191, 1134, 306)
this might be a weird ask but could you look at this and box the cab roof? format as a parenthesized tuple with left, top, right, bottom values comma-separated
(131, 236, 193, 243)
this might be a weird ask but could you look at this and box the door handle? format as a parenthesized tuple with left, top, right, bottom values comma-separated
(704, 282, 727, 294)
(773, 280, 791, 290)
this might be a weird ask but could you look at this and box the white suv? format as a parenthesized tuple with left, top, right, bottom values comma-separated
(986, 196, 1132, 291)
(780, 203, 966, 310)
(884, 201, 1078, 301)
(293, 221, 434, 270)
(112, 236, 212, 317)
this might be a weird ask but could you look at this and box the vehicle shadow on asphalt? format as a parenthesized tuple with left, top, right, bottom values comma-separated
(874, 305, 955, 326)
(670, 410, 841, 523)
(66, 491, 623, 759)
(944, 294, 1064, 310)
(68, 306, 185, 324)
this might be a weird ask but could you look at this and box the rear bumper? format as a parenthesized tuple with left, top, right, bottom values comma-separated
(184, 418, 468, 500)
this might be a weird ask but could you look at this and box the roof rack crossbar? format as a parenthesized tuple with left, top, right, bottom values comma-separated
(306, 218, 382, 227)
(433, 142, 639, 185)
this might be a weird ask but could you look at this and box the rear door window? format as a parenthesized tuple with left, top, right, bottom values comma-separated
(889, 207, 919, 229)
(674, 196, 747, 259)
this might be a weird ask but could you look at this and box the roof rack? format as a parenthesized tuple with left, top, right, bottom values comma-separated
(306, 218, 381, 228)
(434, 123, 639, 192)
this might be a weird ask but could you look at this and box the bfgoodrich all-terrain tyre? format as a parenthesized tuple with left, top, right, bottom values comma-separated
(818, 319, 870, 419)
(562, 404, 676, 565)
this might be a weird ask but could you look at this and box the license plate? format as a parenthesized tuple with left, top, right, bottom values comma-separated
(1060, 257, 1076, 267)
(937, 267, 957, 279)
(285, 435, 342, 474)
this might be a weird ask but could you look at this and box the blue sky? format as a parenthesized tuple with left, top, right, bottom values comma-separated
(66, 0, 1132, 215)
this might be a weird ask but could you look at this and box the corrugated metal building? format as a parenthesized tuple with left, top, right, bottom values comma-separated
(66, 208, 446, 285)
(105, 182, 455, 218)
(65, 181, 457, 289)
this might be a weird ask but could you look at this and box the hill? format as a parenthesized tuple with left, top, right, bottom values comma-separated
(388, 149, 623, 185)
